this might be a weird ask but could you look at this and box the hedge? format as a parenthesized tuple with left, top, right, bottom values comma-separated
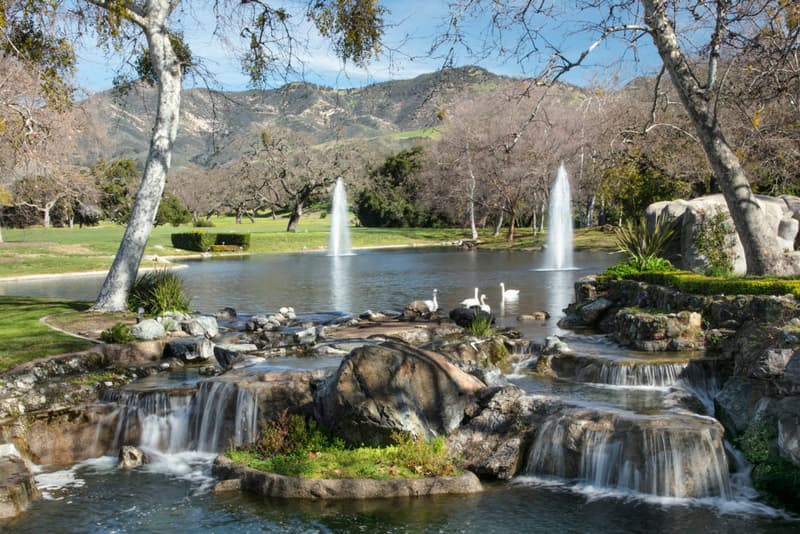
(171, 232, 250, 252)
(623, 271, 800, 298)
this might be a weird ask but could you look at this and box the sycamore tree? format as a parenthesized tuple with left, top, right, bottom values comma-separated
(445, 0, 800, 275)
(14, 0, 383, 312)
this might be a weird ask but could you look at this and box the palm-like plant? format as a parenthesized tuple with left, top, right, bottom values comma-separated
(614, 214, 678, 270)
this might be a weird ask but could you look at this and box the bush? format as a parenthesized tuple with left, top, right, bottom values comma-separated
(693, 206, 738, 276)
(156, 192, 192, 227)
(623, 271, 800, 297)
(193, 218, 215, 228)
(129, 268, 190, 314)
(604, 257, 675, 280)
(467, 315, 493, 337)
(99, 322, 134, 343)
(170, 232, 250, 252)
(614, 214, 677, 270)
(171, 232, 213, 252)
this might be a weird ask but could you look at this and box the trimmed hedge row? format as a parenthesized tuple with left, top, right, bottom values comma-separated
(622, 271, 800, 298)
(171, 232, 251, 252)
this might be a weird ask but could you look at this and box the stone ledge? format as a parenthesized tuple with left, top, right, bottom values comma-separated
(212, 455, 483, 500)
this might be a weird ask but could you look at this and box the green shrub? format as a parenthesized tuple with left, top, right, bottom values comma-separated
(737, 419, 800, 510)
(693, 206, 737, 276)
(170, 232, 250, 252)
(614, 214, 677, 270)
(624, 271, 800, 297)
(604, 257, 675, 280)
(171, 232, 213, 252)
(129, 268, 190, 314)
(193, 218, 215, 228)
(99, 322, 134, 343)
(156, 192, 192, 227)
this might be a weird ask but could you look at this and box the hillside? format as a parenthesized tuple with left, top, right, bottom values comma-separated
(79, 66, 514, 169)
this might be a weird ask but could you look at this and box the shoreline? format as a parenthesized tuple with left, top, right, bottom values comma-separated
(0, 242, 465, 283)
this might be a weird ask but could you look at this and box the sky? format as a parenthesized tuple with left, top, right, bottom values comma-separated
(73, 1, 660, 95)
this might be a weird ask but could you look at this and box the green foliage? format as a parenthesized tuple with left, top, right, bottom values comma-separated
(193, 218, 215, 228)
(171, 232, 213, 252)
(155, 193, 192, 227)
(171, 232, 251, 252)
(355, 146, 446, 228)
(737, 419, 800, 510)
(599, 151, 690, 221)
(614, 214, 677, 270)
(623, 271, 800, 298)
(468, 315, 493, 337)
(92, 158, 140, 224)
(135, 32, 194, 85)
(604, 257, 676, 280)
(99, 322, 134, 344)
(308, 0, 385, 67)
(230, 411, 459, 480)
(129, 269, 189, 315)
(693, 206, 738, 276)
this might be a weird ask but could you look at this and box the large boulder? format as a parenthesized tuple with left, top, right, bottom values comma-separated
(314, 340, 485, 446)
(163, 337, 214, 362)
(0, 443, 39, 520)
(646, 194, 800, 274)
(131, 319, 165, 341)
(183, 316, 219, 338)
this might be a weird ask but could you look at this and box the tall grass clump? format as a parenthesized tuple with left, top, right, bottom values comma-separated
(129, 268, 190, 315)
(467, 315, 493, 337)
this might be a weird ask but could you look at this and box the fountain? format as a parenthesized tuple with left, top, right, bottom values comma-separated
(328, 177, 353, 256)
(543, 163, 574, 270)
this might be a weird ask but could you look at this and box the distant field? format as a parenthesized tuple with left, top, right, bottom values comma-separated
(0, 212, 617, 278)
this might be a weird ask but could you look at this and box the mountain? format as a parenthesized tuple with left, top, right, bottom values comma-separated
(79, 66, 515, 169)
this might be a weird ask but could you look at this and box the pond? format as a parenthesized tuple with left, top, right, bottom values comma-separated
(4, 248, 799, 532)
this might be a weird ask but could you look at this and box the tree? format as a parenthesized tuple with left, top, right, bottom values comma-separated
(444, 0, 800, 274)
(79, 0, 385, 311)
(93, 158, 141, 224)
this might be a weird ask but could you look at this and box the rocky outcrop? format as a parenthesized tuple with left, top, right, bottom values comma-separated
(118, 445, 148, 469)
(646, 194, 800, 274)
(212, 455, 483, 499)
(131, 319, 166, 340)
(0, 444, 39, 520)
(163, 337, 214, 362)
(314, 340, 485, 446)
(613, 309, 704, 352)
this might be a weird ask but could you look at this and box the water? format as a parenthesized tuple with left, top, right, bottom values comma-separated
(543, 163, 574, 270)
(328, 177, 352, 256)
(0, 249, 616, 337)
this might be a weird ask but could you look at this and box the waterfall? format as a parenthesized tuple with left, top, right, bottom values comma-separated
(100, 381, 260, 454)
(543, 164, 574, 270)
(524, 410, 732, 499)
(328, 177, 352, 256)
(595, 362, 689, 387)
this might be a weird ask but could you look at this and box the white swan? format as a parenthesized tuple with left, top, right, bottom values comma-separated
(500, 282, 520, 301)
(479, 294, 491, 313)
(423, 289, 439, 312)
(460, 287, 480, 308)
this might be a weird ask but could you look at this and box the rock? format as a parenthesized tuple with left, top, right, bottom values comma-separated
(131, 319, 166, 340)
(314, 340, 485, 446)
(213, 343, 258, 369)
(517, 311, 550, 322)
(0, 443, 39, 520)
(449, 307, 493, 328)
(613, 309, 704, 352)
(163, 337, 214, 362)
(542, 336, 571, 355)
(293, 326, 317, 345)
(183, 316, 219, 338)
(212, 455, 483, 500)
(647, 194, 798, 274)
(578, 297, 614, 325)
(215, 307, 237, 320)
(359, 310, 392, 321)
(118, 445, 147, 469)
(446, 386, 541, 479)
(714, 378, 772, 438)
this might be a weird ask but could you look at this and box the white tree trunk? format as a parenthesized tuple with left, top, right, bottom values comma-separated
(466, 143, 479, 240)
(92, 2, 182, 311)
(643, 0, 798, 275)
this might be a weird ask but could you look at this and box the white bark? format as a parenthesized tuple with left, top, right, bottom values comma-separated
(642, 0, 798, 275)
(91, 0, 183, 311)
(466, 142, 478, 240)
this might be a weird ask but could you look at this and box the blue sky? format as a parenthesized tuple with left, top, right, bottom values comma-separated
(74, 1, 660, 94)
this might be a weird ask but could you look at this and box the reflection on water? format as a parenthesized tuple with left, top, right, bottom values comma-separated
(0, 249, 618, 336)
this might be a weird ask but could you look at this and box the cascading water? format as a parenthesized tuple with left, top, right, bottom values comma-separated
(543, 164, 574, 270)
(523, 409, 732, 499)
(328, 177, 353, 256)
(595, 362, 689, 387)
(100, 381, 259, 454)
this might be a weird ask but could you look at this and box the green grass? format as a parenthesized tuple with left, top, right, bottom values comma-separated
(0, 297, 94, 372)
(0, 213, 618, 278)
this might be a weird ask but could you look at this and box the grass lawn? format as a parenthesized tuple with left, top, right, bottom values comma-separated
(0, 211, 618, 279)
(0, 297, 95, 372)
